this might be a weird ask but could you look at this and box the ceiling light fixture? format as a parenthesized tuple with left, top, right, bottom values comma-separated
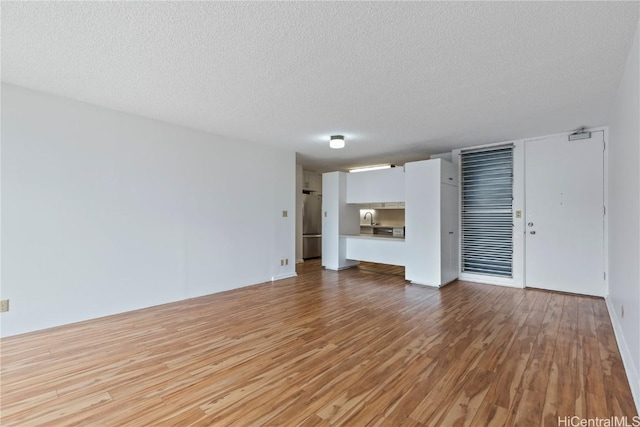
(349, 164, 393, 173)
(330, 135, 345, 149)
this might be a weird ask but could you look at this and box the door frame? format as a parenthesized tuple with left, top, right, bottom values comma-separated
(522, 128, 607, 296)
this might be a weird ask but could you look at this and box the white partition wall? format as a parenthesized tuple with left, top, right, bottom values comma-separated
(322, 172, 359, 270)
(345, 236, 405, 266)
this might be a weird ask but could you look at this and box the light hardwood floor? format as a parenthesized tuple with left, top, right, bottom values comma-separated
(1, 260, 636, 426)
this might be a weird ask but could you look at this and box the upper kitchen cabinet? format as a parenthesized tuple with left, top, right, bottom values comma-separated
(303, 170, 322, 193)
(440, 160, 459, 186)
(346, 167, 405, 203)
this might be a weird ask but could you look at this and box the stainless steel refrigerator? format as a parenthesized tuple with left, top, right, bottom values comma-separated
(302, 194, 322, 259)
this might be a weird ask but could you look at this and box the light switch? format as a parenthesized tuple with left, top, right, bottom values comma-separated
(282, 210, 288, 217)
(324, 211, 327, 217)
(515, 210, 522, 218)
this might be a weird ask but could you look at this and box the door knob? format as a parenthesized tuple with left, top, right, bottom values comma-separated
(530, 231, 536, 235)
(528, 222, 534, 227)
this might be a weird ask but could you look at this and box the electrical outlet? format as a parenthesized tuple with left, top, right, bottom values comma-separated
(621, 304, 624, 318)
(285, 258, 289, 265)
(282, 210, 288, 217)
(0, 300, 9, 312)
(280, 259, 284, 266)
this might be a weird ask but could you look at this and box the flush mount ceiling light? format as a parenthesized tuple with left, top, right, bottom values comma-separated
(349, 164, 393, 173)
(329, 135, 345, 149)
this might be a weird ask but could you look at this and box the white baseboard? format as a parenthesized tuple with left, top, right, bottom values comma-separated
(296, 259, 304, 264)
(271, 272, 297, 282)
(410, 281, 441, 288)
(324, 264, 358, 271)
(605, 296, 640, 413)
(458, 273, 524, 288)
(410, 278, 456, 288)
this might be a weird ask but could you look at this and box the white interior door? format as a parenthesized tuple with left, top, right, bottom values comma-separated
(525, 132, 605, 296)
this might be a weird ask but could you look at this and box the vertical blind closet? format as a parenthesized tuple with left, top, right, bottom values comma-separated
(460, 146, 513, 278)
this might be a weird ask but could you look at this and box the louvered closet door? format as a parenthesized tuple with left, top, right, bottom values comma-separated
(461, 146, 513, 278)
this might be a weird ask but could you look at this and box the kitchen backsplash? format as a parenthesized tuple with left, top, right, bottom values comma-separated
(360, 209, 405, 226)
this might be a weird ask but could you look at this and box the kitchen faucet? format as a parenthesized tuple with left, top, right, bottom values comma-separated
(363, 211, 374, 226)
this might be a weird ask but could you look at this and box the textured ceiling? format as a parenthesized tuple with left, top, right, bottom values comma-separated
(2, 1, 639, 171)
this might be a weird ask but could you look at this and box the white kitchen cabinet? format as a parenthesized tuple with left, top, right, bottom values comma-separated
(346, 168, 405, 203)
(405, 159, 459, 287)
(440, 160, 459, 186)
(440, 183, 459, 284)
(303, 170, 322, 193)
(302, 170, 311, 190)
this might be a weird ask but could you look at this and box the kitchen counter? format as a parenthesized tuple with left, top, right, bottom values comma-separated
(340, 234, 405, 266)
(341, 234, 405, 241)
(359, 224, 405, 238)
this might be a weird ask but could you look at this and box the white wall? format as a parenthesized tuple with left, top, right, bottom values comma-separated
(322, 172, 359, 270)
(321, 173, 340, 269)
(1, 84, 296, 337)
(295, 164, 303, 263)
(272, 153, 297, 281)
(608, 19, 640, 408)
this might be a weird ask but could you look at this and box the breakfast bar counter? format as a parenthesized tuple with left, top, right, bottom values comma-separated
(340, 234, 405, 266)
